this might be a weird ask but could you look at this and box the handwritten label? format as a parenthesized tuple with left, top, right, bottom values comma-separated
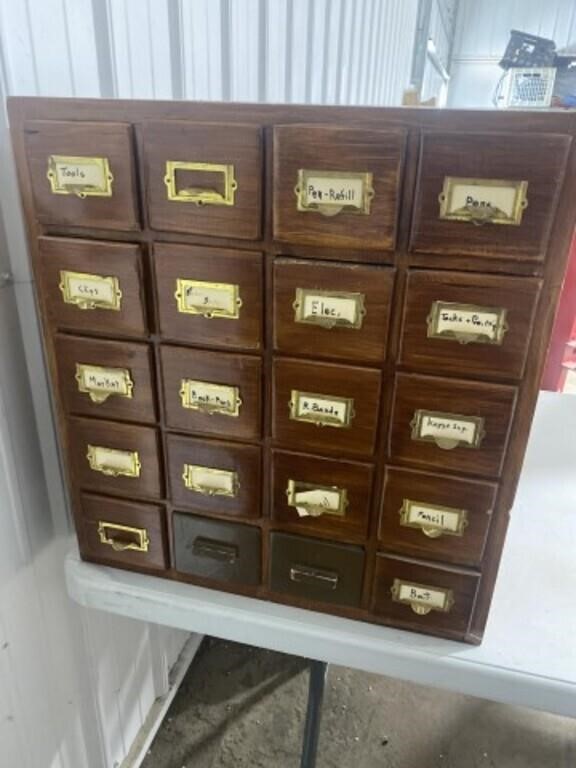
(400, 499, 467, 538)
(289, 390, 354, 428)
(87, 445, 141, 478)
(287, 480, 347, 518)
(59, 270, 122, 311)
(428, 302, 507, 345)
(294, 288, 365, 329)
(175, 279, 242, 319)
(411, 410, 485, 450)
(179, 379, 241, 417)
(296, 170, 374, 216)
(182, 465, 239, 497)
(75, 364, 133, 404)
(439, 177, 528, 225)
(392, 579, 454, 615)
(47, 156, 113, 197)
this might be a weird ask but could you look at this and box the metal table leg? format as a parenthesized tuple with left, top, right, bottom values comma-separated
(300, 660, 328, 768)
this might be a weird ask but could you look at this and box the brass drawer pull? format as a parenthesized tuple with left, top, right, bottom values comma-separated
(286, 479, 348, 518)
(293, 288, 366, 330)
(289, 564, 339, 590)
(59, 270, 122, 311)
(391, 578, 454, 616)
(289, 390, 355, 429)
(427, 301, 508, 346)
(399, 499, 468, 539)
(75, 363, 134, 404)
(175, 278, 242, 319)
(87, 445, 141, 478)
(295, 169, 374, 217)
(183, 464, 239, 498)
(410, 409, 485, 451)
(180, 379, 242, 417)
(438, 177, 528, 226)
(97, 521, 150, 553)
(192, 536, 238, 563)
(47, 155, 114, 198)
(164, 161, 237, 206)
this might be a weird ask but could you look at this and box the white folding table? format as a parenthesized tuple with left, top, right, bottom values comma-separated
(66, 391, 576, 765)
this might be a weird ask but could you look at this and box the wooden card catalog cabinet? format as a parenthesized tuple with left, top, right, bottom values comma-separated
(10, 98, 576, 644)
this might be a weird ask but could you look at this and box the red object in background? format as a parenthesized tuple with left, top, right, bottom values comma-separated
(542, 230, 576, 391)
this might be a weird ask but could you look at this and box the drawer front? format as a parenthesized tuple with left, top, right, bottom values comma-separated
(270, 532, 364, 607)
(24, 120, 139, 230)
(273, 259, 395, 364)
(173, 513, 261, 586)
(55, 334, 157, 424)
(272, 450, 373, 540)
(142, 121, 262, 239)
(167, 434, 261, 519)
(67, 417, 162, 499)
(160, 345, 261, 441)
(379, 467, 496, 566)
(373, 555, 480, 637)
(273, 124, 405, 250)
(399, 270, 542, 380)
(78, 493, 167, 571)
(38, 237, 148, 337)
(389, 373, 517, 478)
(154, 243, 263, 350)
(410, 131, 571, 262)
(273, 358, 381, 458)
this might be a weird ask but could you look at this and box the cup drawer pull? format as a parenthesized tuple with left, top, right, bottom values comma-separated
(399, 499, 468, 538)
(286, 479, 348, 518)
(164, 161, 237, 206)
(192, 536, 238, 563)
(289, 564, 339, 590)
(391, 578, 454, 615)
(97, 521, 150, 553)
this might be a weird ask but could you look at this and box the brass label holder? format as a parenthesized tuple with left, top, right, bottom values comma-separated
(97, 521, 150, 553)
(293, 288, 366, 330)
(289, 390, 355, 428)
(182, 464, 240, 498)
(295, 169, 374, 217)
(47, 155, 113, 198)
(164, 161, 237, 206)
(391, 579, 454, 615)
(438, 177, 528, 226)
(410, 409, 485, 451)
(427, 301, 509, 345)
(399, 499, 469, 539)
(59, 270, 122, 311)
(86, 445, 141, 478)
(175, 278, 242, 319)
(180, 379, 242, 417)
(75, 363, 134, 404)
(286, 479, 348, 518)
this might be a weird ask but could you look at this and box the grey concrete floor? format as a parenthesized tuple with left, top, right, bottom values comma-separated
(142, 638, 575, 768)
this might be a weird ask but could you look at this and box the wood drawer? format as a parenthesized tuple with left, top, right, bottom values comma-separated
(272, 358, 382, 459)
(399, 270, 542, 380)
(160, 345, 262, 441)
(273, 258, 395, 364)
(23, 120, 139, 230)
(78, 493, 167, 571)
(271, 450, 373, 541)
(372, 555, 480, 638)
(389, 373, 517, 478)
(269, 532, 364, 608)
(379, 466, 496, 567)
(153, 242, 263, 351)
(142, 121, 262, 239)
(54, 334, 157, 424)
(410, 131, 571, 262)
(273, 124, 405, 250)
(67, 417, 163, 499)
(38, 237, 148, 338)
(167, 434, 261, 519)
(173, 513, 261, 586)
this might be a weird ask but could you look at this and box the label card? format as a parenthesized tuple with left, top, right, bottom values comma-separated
(293, 288, 366, 330)
(47, 155, 113, 198)
(182, 464, 239, 497)
(427, 302, 508, 345)
(175, 279, 242, 319)
(286, 480, 348, 518)
(289, 390, 355, 428)
(295, 169, 374, 216)
(411, 409, 485, 450)
(438, 177, 528, 226)
(391, 579, 454, 615)
(86, 445, 141, 477)
(59, 270, 122, 311)
(179, 379, 241, 417)
(75, 363, 134, 404)
(399, 499, 468, 538)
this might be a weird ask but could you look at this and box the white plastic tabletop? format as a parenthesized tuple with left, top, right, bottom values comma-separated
(66, 391, 576, 718)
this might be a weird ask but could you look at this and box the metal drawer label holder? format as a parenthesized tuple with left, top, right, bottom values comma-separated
(391, 578, 454, 616)
(427, 301, 508, 345)
(183, 464, 239, 498)
(410, 409, 485, 450)
(59, 270, 122, 311)
(295, 169, 374, 217)
(164, 161, 237, 206)
(175, 279, 242, 319)
(180, 380, 242, 417)
(293, 288, 366, 330)
(289, 390, 355, 428)
(399, 499, 468, 538)
(75, 363, 134, 404)
(97, 521, 149, 553)
(87, 445, 141, 478)
(286, 479, 348, 518)
(438, 177, 528, 226)
(47, 155, 113, 198)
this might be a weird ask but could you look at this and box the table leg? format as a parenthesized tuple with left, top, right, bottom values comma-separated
(300, 660, 328, 768)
